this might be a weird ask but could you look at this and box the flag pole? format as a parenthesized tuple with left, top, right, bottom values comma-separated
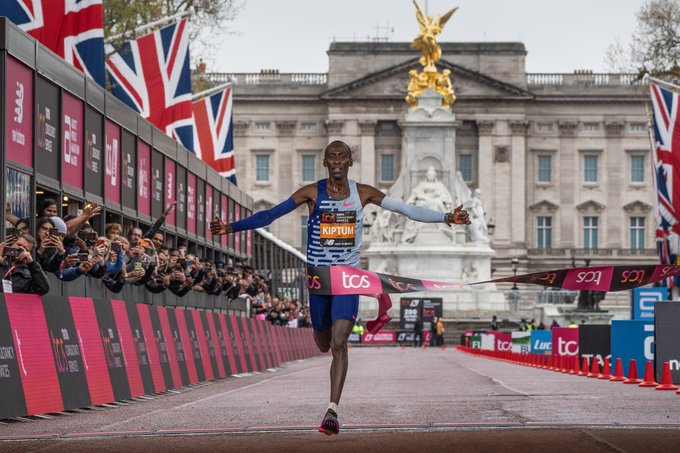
(105, 7, 195, 44)
(191, 82, 235, 101)
(648, 76, 680, 92)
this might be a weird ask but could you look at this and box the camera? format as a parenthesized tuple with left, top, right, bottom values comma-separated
(134, 262, 144, 270)
(110, 242, 122, 253)
(49, 228, 60, 236)
(77, 253, 90, 262)
(6, 228, 17, 237)
(2, 247, 21, 257)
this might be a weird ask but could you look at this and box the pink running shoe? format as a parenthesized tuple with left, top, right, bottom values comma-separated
(318, 409, 340, 435)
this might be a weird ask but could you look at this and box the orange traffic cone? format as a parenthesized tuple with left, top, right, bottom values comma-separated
(639, 361, 658, 387)
(577, 357, 589, 376)
(623, 359, 642, 384)
(610, 358, 625, 382)
(587, 357, 601, 378)
(568, 356, 578, 375)
(348, 342, 353, 349)
(598, 358, 612, 380)
(656, 362, 679, 391)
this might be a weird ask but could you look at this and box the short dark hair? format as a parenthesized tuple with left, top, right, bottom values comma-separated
(324, 140, 351, 159)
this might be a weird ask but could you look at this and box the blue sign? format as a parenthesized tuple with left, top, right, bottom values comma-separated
(530, 330, 552, 354)
(633, 288, 668, 320)
(611, 320, 654, 376)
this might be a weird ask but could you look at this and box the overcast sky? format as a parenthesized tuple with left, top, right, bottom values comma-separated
(211, 0, 643, 74)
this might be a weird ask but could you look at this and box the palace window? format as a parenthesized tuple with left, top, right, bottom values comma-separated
(380, 154, 395, 182)
(302, 155, 315, 182)
(584, 155, 598, 183)
(256, 155, 270, 182)
(583, 216, 599, 249)
(538, 155, 552, 183)
(630, 155, 645, 183)
(630, 217, 645, 250)
(459, 154, 473, 182)
(537, 216, 552, 249)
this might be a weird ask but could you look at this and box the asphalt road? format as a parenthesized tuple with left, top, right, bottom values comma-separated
(2, 347, 680, 452)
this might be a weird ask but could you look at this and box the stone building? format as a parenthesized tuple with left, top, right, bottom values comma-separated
(199, 41, 655, 292)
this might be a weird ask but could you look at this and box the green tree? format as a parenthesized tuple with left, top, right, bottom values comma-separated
(605, 0, 680, 83)
(104, 0, 243, 66)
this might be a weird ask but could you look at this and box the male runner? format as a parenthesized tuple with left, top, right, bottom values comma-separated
(210, 140, 470, 435)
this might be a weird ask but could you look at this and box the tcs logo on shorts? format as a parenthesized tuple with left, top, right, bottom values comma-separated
(307, 274, 321, 289)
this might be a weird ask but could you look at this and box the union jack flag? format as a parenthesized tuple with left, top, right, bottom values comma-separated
(2, 0, 105, 86)
(192, 87, 236, 184)
(650, 81, 680, 279)
(106, 19, 193, 151)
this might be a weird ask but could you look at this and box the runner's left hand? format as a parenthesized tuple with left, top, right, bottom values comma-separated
(448, 205, 471, 225)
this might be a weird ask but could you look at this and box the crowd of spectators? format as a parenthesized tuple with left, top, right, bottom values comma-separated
(2, 199, 311, 328)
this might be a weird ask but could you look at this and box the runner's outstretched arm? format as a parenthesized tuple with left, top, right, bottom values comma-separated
(358, 184, 470, 225)
(210, 184, 316, 235)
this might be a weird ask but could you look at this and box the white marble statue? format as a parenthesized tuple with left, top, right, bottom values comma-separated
(406, 166, 454, 212)
(467, 188, 489, 244)
(401, 166, 455, 243)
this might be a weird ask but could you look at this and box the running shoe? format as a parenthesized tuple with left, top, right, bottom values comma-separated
(318, 408, 340, 435)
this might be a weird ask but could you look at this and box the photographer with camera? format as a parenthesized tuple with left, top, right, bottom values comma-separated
(0, 235, 49, 295)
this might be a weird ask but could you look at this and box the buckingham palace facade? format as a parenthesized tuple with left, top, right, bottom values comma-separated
(197, 41, 655, 288)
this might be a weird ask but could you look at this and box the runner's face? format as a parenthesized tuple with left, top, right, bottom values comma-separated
(324, 146, 352, 180)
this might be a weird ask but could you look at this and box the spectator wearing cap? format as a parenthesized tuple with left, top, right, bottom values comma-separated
(0, 235, 50, 295)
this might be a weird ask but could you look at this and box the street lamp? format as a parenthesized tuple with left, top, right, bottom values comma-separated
(511, 257, 519, 290)
(487, 219, 496, 236)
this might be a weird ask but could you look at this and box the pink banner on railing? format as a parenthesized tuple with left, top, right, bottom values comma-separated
(6, 57, 33, 168)
(187, 173, 197, 234)
(165, 158, 176, 226)
(104, 120, 121, 204)
(137, 141, 151, 216)
(62, 92, 84, 189)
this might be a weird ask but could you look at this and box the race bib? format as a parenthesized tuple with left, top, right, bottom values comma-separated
(2, 279, 13, 293)
(320, 211, 356, 247)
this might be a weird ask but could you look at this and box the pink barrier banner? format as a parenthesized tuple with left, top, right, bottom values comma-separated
(361, 331, 397, 344)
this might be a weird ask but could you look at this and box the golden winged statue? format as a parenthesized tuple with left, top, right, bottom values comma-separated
(407, 0, 458, 108)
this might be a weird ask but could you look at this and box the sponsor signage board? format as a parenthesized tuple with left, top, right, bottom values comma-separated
(578, 325, 611, 367)
(84, 106, 103, 197)
(35, 77, 60, 180)
(480, 333, 495, 350)
(654, 302, 680, 384)
(6, 56, 34, 168)
(633, 287, 668, 320)
(399, 298, 422, 331)
(551, 328, 579, 357)
(120, 131, 136, 210)
(512, 332, 531, 353)
(530, 330, 552, 354)
(611, 320, 654, 377)
(362, 331, 396, 344)
(137, 141, 151, 216)
(62, 92, 84, 190)
(104, 120, 121, 204)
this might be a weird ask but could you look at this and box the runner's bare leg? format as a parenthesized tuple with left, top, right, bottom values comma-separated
(330, 319, 353, 404)
(313, 329, 332, 353)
